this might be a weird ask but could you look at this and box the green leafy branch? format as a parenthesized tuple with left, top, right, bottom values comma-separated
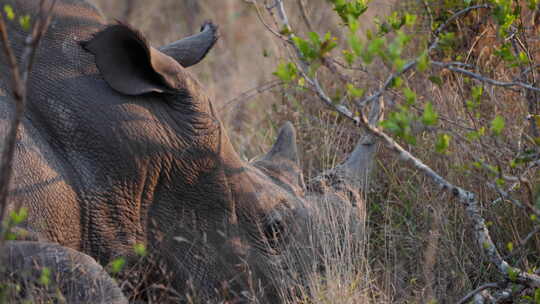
(261, 0, 540, 298)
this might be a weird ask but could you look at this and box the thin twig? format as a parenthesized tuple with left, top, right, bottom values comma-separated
(297, 0, 313, 33)
(520, 226, 540, 246)
(0, 0, 57, 238)
(457, 282, 503, 304)
(432, 61, 540, 92)
(219, 80, 283, 112)
(491, 159, 540, 205)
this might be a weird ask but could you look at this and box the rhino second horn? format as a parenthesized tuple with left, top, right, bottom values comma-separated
(262, 122, 300, 165)
(159, 21, 219, 68)
(338, 134, 378, 189)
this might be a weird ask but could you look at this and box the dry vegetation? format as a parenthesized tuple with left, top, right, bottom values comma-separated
(1, 0, 536, 303)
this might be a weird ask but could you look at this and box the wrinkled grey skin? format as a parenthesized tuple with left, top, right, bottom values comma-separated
(0, 0, 309, 301)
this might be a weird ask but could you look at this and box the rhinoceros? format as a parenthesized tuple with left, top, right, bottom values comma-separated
(0, 0, 375, 303)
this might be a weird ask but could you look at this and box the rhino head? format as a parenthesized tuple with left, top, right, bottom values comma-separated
(78, 20, 310, 296)
(2, 0, 371, 302)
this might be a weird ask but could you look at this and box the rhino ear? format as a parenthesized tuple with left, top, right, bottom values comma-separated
(82, 24, 185, 96)
(159, 21, 218, 67)
(261, 122, 300, 165)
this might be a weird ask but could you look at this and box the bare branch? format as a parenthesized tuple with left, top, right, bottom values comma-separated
(520, 226, 540, 247)
(358, 115, 540, 287)
(431, 4, 491, 38)
(457, 282, 503, 304)
(0, 0, 57, 237)
(432, 61, 540, 92)
(297, 0, 314, 32)
(219, 80, 283, 112)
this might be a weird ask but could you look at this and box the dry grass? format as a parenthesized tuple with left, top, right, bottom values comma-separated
(35, 0, 539, 303)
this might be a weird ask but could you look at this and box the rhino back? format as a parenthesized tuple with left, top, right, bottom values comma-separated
(0, 0, 168, 258)
(0, 0, 105, 247)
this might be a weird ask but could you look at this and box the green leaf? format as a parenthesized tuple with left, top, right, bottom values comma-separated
(388, 11, 404, 30)
(3, 5, 14, 20)
(518, 51, 529, 65)
(495, 43, 515, 62)
(346, 83, 365, 98)
(508, 267, 519, 282)
(348, 32, 363, 56)
(393, 58, 406, 71)
(439, 32, 455, 50)
(435, 134, 451, 153)
(403, 87, 416, 105)
(380, 105, 416, 144)
(347, 15, 359, 32)
(390, 76, 403, 88)
(5, 231, 17, 241)
(279, 25, 291, 36)
(507, 242, 514, 252)
(39, 267, 51, 286)
(292, 36, 314, 60)
(367, 37, 385, 55)
(490, 115, 505, 136)
(320, 33, 338, 55)
(471, 86, 483, 101)
(404, 13, 417, 27)
(133, 243, 147, 257)
(273, 62, 298, 84)
(387, 30, 410, 61)
(19, 14, 30, 31)
(533, 115, 540, 130)
(421, 102, 438, 126)
(417, 51, 430, 72)
(109, 257, 126, 274)
(428, 75, 442, 86)
(330, 0, 369, 24)
(534, 288, 540, 304)
(466, 130, 480, 141)
(10, 208, 28, 225)
(343, 50, 355, 65)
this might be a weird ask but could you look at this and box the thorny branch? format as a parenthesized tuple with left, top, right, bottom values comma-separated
(259, 0, 540, 296)
(0, 0, 57, 237)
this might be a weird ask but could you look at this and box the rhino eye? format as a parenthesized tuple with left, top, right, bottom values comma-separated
(264, 219, 285, 249)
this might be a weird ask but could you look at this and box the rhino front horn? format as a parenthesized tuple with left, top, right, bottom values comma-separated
(262, 122, 300, 165)
(159, 21, 218, 68)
